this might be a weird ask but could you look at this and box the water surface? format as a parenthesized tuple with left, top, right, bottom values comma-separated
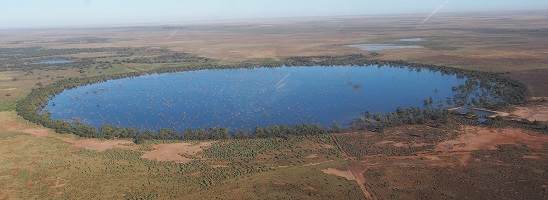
(398, 38, 424, 42)
(454, 108, 494, 117)
(347, 44, 423, 51)
(34, 60, 73, 65)
(45, 65, 468, 131)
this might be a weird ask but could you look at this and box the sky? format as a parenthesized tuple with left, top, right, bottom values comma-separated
(1, 0, 547, 28)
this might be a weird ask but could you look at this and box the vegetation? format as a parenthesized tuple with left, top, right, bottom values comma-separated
(0, 125, 360, 199)
(0, 47, 210, 72)
(349, 107, 446, 133)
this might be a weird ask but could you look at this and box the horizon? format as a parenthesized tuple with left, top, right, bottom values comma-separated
(2, 9, 547, 31)
(1, 0, 548, 29)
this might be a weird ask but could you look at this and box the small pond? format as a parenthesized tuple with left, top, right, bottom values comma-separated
(44, 65, 474, 131)
(477, 118, 488, 123)
(454, 108, 495, 117)
(347, 44, 423, 51)
(34, 60, 73, 65)
(398, 38, 424, 42)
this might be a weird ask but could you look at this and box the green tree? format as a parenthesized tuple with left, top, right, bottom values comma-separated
(101, 124, 114, 139)
(159, 128, 173, 140)
(364, 111, 372, 119)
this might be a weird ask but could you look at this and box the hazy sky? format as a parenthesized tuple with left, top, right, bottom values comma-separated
(1, 0, 547, 28)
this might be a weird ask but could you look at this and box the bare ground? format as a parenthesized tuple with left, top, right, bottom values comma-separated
(375, 140, 426, 148)
(321, 168, 356, 181)
(61, 137, 135, 152)
(436, 126, 548, 151)
(0, 190, 6, 200)
(21, 128, 49, 138)
(2, 121, 21, 132)
(1, 112, 51, 139)
(141, 142, 213, 163)
(511, 104, 548, 122)
(305, 154, 318, 158)
(1, 112, 214, 164)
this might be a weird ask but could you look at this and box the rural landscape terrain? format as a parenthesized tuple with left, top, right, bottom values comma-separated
(1, 10, 547, 199)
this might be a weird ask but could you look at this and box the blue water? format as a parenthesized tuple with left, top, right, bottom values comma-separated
(347, 44, 423, 51)
(398, 38, 424, 42)
(478, 118, 488, 123)
(44, 65, 467, 131)
(455, 108, 494, 117)
(34, 60, 73, 65)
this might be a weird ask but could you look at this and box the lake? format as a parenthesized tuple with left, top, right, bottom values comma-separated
(347, 44, 423, 51)
(44, 65, 469, 131)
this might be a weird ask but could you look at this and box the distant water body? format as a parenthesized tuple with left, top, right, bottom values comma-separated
(398, 38, 424, 42)
(44, 65, 467, 131)
(34, 60, 73, 64)
(347, 44, 423, 51)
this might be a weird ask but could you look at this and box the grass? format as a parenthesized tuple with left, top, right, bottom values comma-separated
(0, 111, 363, 199)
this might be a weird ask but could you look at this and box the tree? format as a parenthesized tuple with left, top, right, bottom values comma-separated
(374, 113, 383, 122)
(159, 128, 173, 140)
(217, 128, 229, 140)
(331, 122, 341, 133)
(438, 100, 444, 108)
(254, 126, 265, 138)
(365, 111, 372, 119)
(183, 128, 195, 140)
(134, 137, 145, 144)
(101, 124, 114, 139)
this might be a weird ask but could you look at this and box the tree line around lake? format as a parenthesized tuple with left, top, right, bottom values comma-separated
(16, 54, 533, 142)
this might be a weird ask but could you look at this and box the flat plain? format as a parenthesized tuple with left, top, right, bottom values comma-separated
(0, 11, 547, 199)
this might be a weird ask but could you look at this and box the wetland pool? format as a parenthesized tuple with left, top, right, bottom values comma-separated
(33, 60, 73, 65)
(44, 65, 471, 131)
(346, 44, 423, 51)
(398, 38, 424, 42)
